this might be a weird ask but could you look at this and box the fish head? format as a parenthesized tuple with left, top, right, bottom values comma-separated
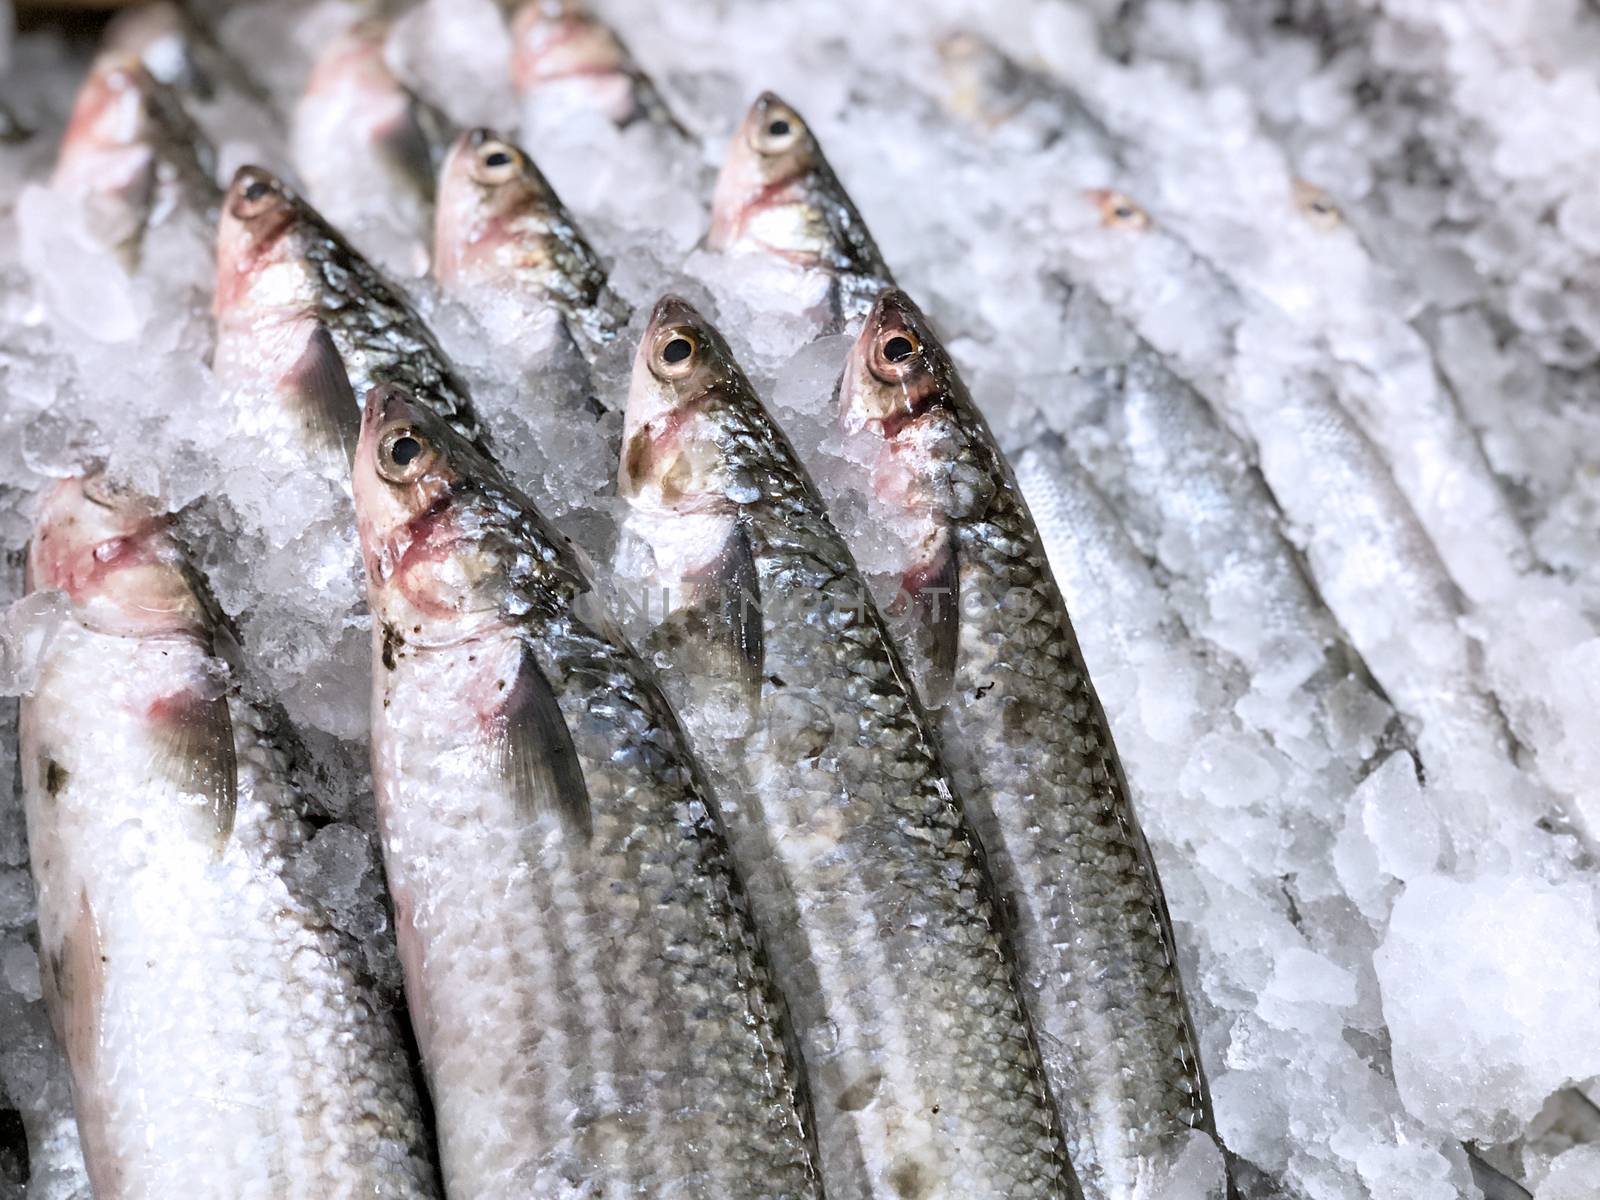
(1292, 179, 1343, 231)
(510, 0, 630, 97)
(215, 165, 321, 325)
(707, 91, 825, 258)
(104, 1, 213, 99)
(304, 19, 394, 99)
(434, 128, 561, 290)
(840, 288, 954, 439)
(52, 57, 159, 200)
(28, 475, 209, 639)
(1086, 188, 1152, 232)
(354, 385, 508, 646)
(618, 295, 751, 523)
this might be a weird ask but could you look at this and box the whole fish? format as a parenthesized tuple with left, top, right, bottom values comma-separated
(617, 296, 1077, 1200)
(1042, 284, 1391, 759)
(508, 0, 687, 137)
(707, 92, 893, 328)
(354, 383, 821, 1199)
(214, 163, 485, 479)
(53, 55, 218, 268)
(1056, 192, 1515, 771)
(840, 289, 1232, 1200)
(291, 19, 452, 274)
(19, 476, 440, 1198)
(433, 126, 630, 368)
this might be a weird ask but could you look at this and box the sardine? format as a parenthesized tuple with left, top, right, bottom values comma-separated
(840, 289, 1232, 1200)
(19, 476, 440, 1197)
(214, 163, 485, 479)
(353, 383, 821, 1199)
(52, 55, 218, 268)
(707, 92, 893, 329)
(291, 19, 453, 274)
(433, 126, 630, 368)
(618, 295, 1077, 1200)
(508, 0, 688, 137)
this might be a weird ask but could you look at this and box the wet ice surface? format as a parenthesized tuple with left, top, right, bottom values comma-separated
(3, 0, 1600, 1197)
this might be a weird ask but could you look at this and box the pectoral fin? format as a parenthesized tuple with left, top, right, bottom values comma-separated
(148, 685, 238, 849)
(897, 528, 959, 704)
(286, 324, 360, 468)
(486, 648, 591, 839)
(681, 523, 764, 703)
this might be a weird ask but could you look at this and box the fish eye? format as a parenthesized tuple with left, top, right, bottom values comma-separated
(883, 334, 917, 362)
(470, 141, 522, 184)
(232, 174, 281, 219)
(1094, 190, 1150, 230)
(872, 326, 920, 378)
(653, 327, 698, 378)
(750, 104, 801, 153)
(377, 425, 436, 483)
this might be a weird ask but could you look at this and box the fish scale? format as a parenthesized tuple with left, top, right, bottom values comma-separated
(18, 479, 439, 1199)
(840, 290, 1231, 1200)
(355, 387, 821, 1200)
(619, 295, 1077, 1200)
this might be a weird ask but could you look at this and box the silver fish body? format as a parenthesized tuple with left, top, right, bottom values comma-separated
(619, 296, 1078, 1200)
(841, 290, 1231, 1200)
(355, 386, 821, 1200)
(18, 478, 439, 1200)
(1055, 196, 1512, 767)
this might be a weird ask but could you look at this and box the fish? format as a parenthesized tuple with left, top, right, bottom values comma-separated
(840, 288, 1233, 1200)
(52, 54, 219, 268)
(1040, 282, 1397, 759)
(291, 18, 453, 273)
(433, 126, 631, 368)
(934, 31, 1118, 162)
(18, 475, 440, 1198)
(707, 92, 893, 328)
(618, 295, 1077, 1200)
(214, 163, 485, 479)
(1056, 192, 1517, 773)
(508, 0, 688, 137)
(353, 383, 822, 1199)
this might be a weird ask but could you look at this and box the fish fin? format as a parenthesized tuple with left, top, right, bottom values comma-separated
(40, 890, 104, 1073)
(286, 324, 360, 468)
(147, 684, 238, 850)
(897, 530, 958, 704)
(377, 92, 452, 204)
(1465, 1146, 1532, 1200)
(682, 523, 764, 703)
(486, 648, 592, 839)
(41, 892, 123, 1197)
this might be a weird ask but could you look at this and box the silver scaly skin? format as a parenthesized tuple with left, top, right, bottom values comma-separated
(618, 295, 1078, 1200)
(707, 92, 893, 329)
(213, 164, 486, 478)
(353, 385, 821, 1200)
(1057, 192, 1514, 769)
(433, 127, 631, 367)
(18, 477, 440, 1199)
(841, 290, 1232, 1200)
